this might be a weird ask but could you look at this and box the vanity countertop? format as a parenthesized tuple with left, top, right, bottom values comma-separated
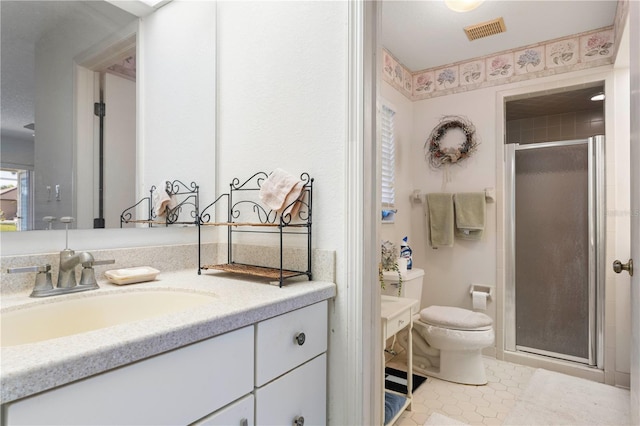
(0, 270, 336, 404)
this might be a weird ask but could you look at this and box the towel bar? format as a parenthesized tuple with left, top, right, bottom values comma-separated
(411, 188, 495, 203)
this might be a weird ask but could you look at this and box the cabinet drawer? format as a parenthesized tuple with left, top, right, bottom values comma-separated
(255, 300, 327, 386)
(384, 308, 411, 338)
(191, 394, 254, 426)
(255, 354, 326, 426)
(3, 326, 254, 426)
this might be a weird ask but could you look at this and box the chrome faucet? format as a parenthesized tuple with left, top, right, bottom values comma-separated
(7, 254, 115, 297)
(57, 249, 95, 289)
(6, 216, 114, 297)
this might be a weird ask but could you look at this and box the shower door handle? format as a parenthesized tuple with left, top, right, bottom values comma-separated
(613, 259, 633, 276)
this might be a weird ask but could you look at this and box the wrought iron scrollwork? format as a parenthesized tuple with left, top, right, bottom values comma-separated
(120, 185, 158, 227)
(199, 193, 229, 224)
(231, 172, 269, 191)
(197, 171, 313, 287)
(231, 200, 277, 224)
(120, 181, 199, 227)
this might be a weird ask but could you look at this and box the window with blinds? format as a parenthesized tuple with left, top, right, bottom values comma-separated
(381, 103, 396, 221)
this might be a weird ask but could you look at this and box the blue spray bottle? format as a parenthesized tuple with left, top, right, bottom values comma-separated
(400, 236, 412, 270)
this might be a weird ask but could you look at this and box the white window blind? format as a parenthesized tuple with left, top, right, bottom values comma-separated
(381, 103, 396, 209)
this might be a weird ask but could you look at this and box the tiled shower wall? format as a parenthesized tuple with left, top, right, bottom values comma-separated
(506, 108, 605, 144)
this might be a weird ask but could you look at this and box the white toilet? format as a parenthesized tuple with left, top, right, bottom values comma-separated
(381, 268, 494, 385)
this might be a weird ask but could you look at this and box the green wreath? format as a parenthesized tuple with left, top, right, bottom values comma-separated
(425, 116, 479, 169)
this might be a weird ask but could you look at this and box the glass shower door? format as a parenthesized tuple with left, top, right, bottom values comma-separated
(505, 137, 604, 366)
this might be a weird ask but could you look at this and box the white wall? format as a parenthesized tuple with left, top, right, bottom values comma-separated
(383, 64, 630, 384)
(104, 73, 136, 229)
(216, 1, 348, 422)
(140, 0, 216, 211)
(411, 86, 497, 318)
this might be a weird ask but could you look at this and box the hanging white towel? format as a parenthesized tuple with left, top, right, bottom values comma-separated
(259, 169, 303, 213)
(153, 180, 177, 217)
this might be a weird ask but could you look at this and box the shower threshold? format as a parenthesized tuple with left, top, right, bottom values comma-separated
(516, 345, 592, 366)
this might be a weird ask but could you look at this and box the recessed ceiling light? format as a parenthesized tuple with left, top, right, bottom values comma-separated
(445, 0, 485, 12)
(590, 92, 605, 101)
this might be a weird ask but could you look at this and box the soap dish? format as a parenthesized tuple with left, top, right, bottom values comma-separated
(105, 266, 160, 285)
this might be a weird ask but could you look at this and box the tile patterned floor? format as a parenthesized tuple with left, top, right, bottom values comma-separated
(386, 349, 537, 426)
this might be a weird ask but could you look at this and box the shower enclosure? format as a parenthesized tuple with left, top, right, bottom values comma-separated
(505, 136, 605, 367)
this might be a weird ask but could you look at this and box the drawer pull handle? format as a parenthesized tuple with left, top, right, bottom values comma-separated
(240, 419, 248, 426)
(293, 415, 305, 426)
(295, 332, 306, 346)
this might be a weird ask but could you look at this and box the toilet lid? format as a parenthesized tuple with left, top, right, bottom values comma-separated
(419, 305, 493, 331)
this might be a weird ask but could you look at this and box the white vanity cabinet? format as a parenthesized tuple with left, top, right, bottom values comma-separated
(255, 300, 328, 425)
(3, 326, 254, 426)
(2, 300, 330, 426)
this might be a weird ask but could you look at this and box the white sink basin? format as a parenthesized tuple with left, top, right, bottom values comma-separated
(0, 290, 216, 347)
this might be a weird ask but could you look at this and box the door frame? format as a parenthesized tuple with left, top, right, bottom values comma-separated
(627, 1, 639, 422)
(495, 70, 616, 382)
(73, 23, 137, 229)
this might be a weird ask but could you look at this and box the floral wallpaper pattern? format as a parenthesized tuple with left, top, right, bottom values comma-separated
(383, 50, 412, 97)
(460, 60, 484, 85)
(382, 27, 615, 101)
(403, 69, 413, 93)
(413, 71, 435, 94)
(515, 47, 544, 74)
(581, 31, 614, 61)
(486, 54, 514, 80)
(546, 39, 579, 68)
(436, 67, 459, 90)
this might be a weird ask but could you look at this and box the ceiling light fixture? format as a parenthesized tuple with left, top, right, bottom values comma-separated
(445, 0, 485, 12)
(139, 0, 164, 6)
(590, 92, 605, 101)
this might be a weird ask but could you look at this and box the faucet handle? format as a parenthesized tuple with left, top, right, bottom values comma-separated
(82, 259, 116, 268)
(7, 264, 51, 274)
(79, 259, 114, 288)
(7, 264, 54, 297)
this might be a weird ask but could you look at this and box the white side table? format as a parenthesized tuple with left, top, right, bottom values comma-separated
(381, 295, 419, 425)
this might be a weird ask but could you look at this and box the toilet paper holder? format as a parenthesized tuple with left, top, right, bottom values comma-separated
(469, 284, 493, 300)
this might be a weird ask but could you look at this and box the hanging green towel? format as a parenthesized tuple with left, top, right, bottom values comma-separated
(426, 193, 454, 248)
(454, 192, 486, 241)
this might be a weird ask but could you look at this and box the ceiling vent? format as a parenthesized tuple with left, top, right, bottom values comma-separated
(464, 17, 506, 41)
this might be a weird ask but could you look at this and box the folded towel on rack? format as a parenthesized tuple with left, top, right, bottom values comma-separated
(280, 181, 305, 218)
(384, 392, 407, 425)
(454, 192, 485, 241)
(426, 193, 455, 248)
(259, 168, 303, 214)
(153, 180, 176, 217)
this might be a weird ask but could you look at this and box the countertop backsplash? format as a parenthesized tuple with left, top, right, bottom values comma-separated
(0, 243, 335, 296)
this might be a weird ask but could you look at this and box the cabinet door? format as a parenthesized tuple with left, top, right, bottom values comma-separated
(3, 326, 254, 425)
(256, 354, 326, 426)
(191, 394, 254, 426)
(255, 300, 327, 386)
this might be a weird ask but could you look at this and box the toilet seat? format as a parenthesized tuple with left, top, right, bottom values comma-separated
(419, 305, 493, 331)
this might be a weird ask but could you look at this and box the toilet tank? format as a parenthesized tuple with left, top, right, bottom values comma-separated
(381, 268, 425, 307)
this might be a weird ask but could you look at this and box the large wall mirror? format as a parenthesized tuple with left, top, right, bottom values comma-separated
(1, 0, 217, 256)
(1, 1, 138, 231)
